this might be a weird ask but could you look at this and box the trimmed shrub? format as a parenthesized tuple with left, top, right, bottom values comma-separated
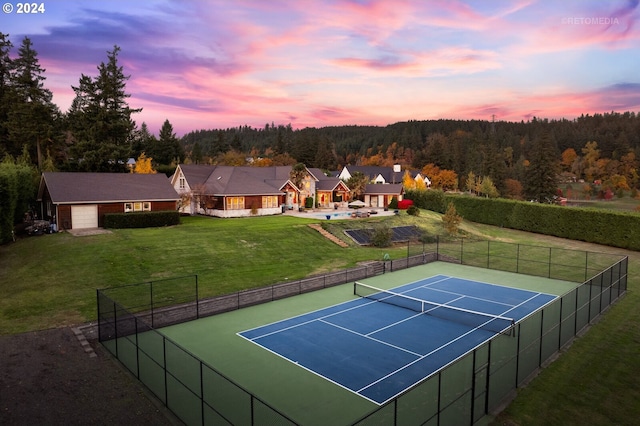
(435, 193, 640, 251)
(406, 189, 446, 213)
(104, 211, 180, 229)
(388, 197, 398, 209)
(406, 205, 420, 216)
(305, 197, 314, 208)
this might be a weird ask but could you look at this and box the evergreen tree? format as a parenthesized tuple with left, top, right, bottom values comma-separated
(314, 135, 336, 170)
(131, 122, 157, 156)
(0, 33, 13, 158)
(5, 37, 59, 167)
(67, 46, 141, 172)
(523, 132, 559, 202)
(191, 142, 203, 164)
(149, 119, 183, 165)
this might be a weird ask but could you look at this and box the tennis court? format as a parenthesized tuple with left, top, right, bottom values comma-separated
(239, 275, 556, 405)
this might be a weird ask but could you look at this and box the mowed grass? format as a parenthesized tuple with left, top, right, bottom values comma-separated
(0, 215, 398, 334)
(1, 211, 639, 425)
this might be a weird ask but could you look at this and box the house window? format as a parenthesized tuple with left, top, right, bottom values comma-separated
(125, 202, 150, 212)
(262, 196, 278, 208)
(179, 177, 185, 190)
(226, 197, 244, 210)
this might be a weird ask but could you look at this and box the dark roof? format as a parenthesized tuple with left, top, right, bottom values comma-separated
(364, 183, 404, 195)
(39, 172, 179, 204)
(308, 168, 349, 192)
(175, 164, 310, 196)
(344, 166, 403, 183)
(202, 166, 285, 195)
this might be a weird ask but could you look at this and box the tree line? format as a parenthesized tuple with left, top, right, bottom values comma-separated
(1, 33, 639, 243)
(181, 114, 639, 202)
(0, 33, 183, 174)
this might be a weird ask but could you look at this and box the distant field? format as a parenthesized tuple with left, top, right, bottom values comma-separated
(559, 183, 640, 212)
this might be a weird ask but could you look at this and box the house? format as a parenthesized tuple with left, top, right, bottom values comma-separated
(308, 168, 350, 208)
(337, 165, 408, 207)
(37, 172, 179, 230)
(171, 164, 348, 217)
(337, 165, 428, 187)
(364, 184, 404, 208)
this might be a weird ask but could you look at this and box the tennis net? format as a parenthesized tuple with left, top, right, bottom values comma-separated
(354, 281, 515, 335)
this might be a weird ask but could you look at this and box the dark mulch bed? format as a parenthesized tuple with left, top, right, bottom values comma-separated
(0, 327, 178, 425)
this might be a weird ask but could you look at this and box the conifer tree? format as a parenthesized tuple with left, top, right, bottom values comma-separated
(0, 33, 13, 158)
(149, 119, 183, 165)
(523, 132, 559, 202)
(6, 37, 59, 167)
(67, 46, 141, 172)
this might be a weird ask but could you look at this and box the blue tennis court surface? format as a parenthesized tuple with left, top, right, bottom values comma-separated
(238, 275, 557, 405)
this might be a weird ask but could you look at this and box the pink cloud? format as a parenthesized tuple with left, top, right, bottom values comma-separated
(445, 83, 640, 123)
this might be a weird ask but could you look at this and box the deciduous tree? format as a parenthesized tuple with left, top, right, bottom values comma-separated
(133, 152, 156, 174)
(442, 202, 462, 236)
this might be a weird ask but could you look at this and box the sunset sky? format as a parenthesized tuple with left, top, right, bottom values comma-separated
(4, 0, 640, 136)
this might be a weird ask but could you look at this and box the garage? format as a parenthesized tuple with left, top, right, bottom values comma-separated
(71, 205, 98, 229)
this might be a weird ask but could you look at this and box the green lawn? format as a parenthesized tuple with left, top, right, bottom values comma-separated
(0, 214, 419, 334)
(1, 211, 639, 425)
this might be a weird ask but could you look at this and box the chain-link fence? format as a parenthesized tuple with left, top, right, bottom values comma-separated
(97, 238, 628, 425)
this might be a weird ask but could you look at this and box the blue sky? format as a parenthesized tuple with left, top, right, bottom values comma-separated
(3, 0, 639, 135)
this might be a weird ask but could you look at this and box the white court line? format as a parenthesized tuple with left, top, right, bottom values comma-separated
(318, 318, 423, 358)
(357, 302, 516, 395)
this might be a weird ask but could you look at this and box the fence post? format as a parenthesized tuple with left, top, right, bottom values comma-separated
(113, 301, 118, 357)
(548, 247, 552, 278)
(487, 240, 490, 269)
(96, 290, 101, 342)
(150, 281, 154, 328)
(585, 251, 589, 282)
(195, 275, 199, 319)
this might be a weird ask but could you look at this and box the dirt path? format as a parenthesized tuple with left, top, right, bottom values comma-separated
(0, 327, 178, 425)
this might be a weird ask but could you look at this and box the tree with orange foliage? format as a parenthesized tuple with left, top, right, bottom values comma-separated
(434, 169, 459, 191)
(561, 148, 578, 172)
(402, 170, 416, 190)
(133, 152, 156, 174)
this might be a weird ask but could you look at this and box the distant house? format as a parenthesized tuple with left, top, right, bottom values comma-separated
(37, 172, 179, 230)
(337, 166, 409, 207)
(337, 165, 428, 187)
(308, 168, 350, 208)
(337, 166, 404, 184)
(364, 184, 404, 208)
(171, 164, 348, 217)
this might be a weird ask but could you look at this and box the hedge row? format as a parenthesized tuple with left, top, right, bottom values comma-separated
(0, 162, 36, 244)
(405, 189, 640, 251)
(104, 211, 180, 229)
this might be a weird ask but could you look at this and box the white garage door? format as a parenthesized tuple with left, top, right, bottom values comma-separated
(71, 205, 98, 229)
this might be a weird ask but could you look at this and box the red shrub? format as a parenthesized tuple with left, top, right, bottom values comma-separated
(398, 199, 414, 210)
